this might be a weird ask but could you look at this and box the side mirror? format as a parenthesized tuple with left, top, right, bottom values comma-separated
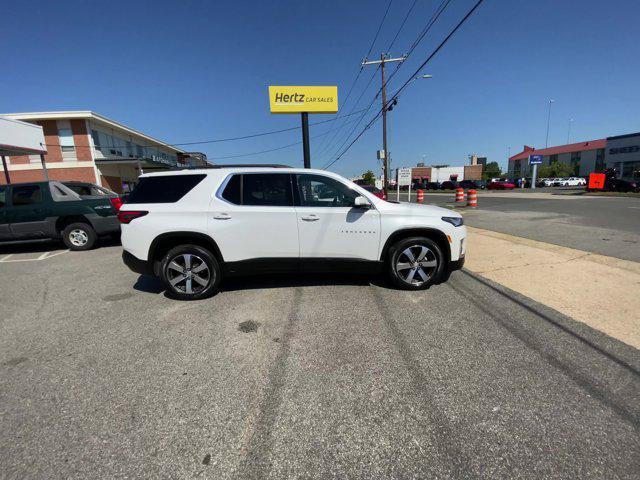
(353, 196, 371, 209)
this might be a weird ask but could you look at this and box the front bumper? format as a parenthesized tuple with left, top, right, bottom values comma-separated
(122, 250, 155, 276)
(448, 254, 465, 271)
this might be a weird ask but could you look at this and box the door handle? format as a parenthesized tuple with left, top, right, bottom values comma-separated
(301, 215, 319, 222)
(213, 213, 232, 220)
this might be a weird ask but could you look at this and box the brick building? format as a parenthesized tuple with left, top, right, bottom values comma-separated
(507, 139, 606, 178)
(0, 111, 208, 193)
(409, 164, 483, 182)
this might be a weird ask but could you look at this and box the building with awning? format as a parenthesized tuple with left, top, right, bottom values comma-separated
(0, 111, 209, 193)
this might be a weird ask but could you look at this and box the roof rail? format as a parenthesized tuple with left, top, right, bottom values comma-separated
(182, 163, 292, 169)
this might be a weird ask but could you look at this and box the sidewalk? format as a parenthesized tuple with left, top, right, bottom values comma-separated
(465, 227, 640, 349)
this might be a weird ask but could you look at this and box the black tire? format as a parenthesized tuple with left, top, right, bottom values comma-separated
(387, 237, 444, 290)
(160, 244, 221, 300)
(62, 222, 97, 251)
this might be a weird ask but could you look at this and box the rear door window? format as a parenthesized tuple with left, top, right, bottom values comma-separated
(0, 186, 5, 208)
(126, 174, 206, 204)
(242, 174, 292, 207)
(12, 185, 43, 206)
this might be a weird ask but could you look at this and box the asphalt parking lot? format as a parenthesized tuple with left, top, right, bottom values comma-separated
(1, 241, 639, 479)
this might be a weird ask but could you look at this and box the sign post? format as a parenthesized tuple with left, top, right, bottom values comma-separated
(268, 86, 338, 169)
(528, 154, 543, 190)
(398, 167, 412, 202)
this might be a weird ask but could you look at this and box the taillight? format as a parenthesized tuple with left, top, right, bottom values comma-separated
(109, 197, 123, 211)
(117, 210, 148, 224)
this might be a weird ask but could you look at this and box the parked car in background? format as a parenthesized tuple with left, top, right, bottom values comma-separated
(487, 180, 515, 190)
(0, 181, 121, 250)
(425, 182, 441, 190)
(536, 178, 549, 187)
(459, 180, 478, 190)
(561, 177, 587, 186)
(119, 166, 466, 299)
(604, 178, 639, 193)
(63, 182, 118, 197)
(475, 180, 487, 190)
(440, 181, 460, 190)
(360, 184, 386, 200)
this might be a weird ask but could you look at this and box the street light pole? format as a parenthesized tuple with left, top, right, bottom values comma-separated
(567, 118, 574, 144)
(545, 99, 555, 148)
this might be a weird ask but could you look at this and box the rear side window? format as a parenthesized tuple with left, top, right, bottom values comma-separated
(126, 174, 206, 204)
(242, 174, 292, 206)
(0, 186, 5, 207)
(220, 173, 293, 207)
(12, 185, 43, 206)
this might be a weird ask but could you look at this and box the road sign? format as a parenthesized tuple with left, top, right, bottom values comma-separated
(398, 168, 412, 186)
(529, 154, 543, 165)
(268, 86, 338, 114)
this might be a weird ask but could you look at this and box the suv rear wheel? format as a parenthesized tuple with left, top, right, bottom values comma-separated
(388, 237, 444, 290)
(62, 222, 97, 251)
(160, 244, 221, 300)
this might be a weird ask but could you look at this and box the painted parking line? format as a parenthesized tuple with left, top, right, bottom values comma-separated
(0, 250, 69, 263)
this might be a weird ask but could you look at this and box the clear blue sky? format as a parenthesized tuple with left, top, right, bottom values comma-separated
(2, 0, 638, 177)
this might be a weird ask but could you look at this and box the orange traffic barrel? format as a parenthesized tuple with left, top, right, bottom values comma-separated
(455, 188, 465, 203)
(467, 189, 478, 207)
(417, 189, 424, 203)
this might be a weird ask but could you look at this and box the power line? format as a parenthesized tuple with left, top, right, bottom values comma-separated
(323, 0, 486, 170)
(206, 115, 362, 161)
(42, 108, 367, 151)
(321, 0, 452, 166)
(317, 65, 380, 159)
(376, 0, 453, 101)
(365, 0, 394, 60)
(316, 0, 395, 158)
(386, 0, 419, 52)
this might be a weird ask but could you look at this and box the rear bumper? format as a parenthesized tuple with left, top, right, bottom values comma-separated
(122, 250, 155, 276)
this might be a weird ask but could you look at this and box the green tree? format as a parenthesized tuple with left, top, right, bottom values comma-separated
(362, 170, 376, 185)
(482, 161, 501, 180)
(538, 161, 572, 178)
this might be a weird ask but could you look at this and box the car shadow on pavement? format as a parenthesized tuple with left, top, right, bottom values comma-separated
(221, 272, 391, 292)
(131, 272, 401, 297)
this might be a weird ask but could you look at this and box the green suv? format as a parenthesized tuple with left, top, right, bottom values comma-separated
(0, 181, 121, 250)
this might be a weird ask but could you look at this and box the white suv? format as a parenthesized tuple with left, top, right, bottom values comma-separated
(119, 166, 466, 299)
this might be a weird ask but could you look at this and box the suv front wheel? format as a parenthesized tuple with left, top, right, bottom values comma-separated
(388, 237, 444, 290)
(160, 245, 221, 300)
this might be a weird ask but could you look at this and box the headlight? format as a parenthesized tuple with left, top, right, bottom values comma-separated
(442, 216, 464, 227)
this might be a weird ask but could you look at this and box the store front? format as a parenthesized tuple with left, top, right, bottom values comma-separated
(605, 132, 640, 180)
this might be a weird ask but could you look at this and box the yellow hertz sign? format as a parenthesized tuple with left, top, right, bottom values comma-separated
(268, 86, 338, 114)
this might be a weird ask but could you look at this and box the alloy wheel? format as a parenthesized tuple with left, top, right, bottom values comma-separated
(69, 229, 89, 247)
(166, 253, 212, 295)
(395, 245, 438, 286)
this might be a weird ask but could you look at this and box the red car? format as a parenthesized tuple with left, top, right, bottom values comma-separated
(487, 180, 515, 190)
(360, 184, 386, 200)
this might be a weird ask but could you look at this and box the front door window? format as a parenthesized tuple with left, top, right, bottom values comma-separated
(296, 174, 359, 207)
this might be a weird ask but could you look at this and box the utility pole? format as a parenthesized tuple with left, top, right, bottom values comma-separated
(362, 53, 406, 198)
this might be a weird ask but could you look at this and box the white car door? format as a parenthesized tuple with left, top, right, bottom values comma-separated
(293, 173, 381, 260)
(209, 172, 299, 264)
